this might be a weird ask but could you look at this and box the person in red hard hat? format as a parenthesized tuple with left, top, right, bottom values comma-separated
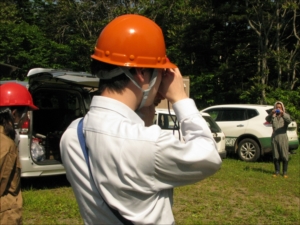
(0, 82, 38, 225)
(60, 14, 221, 224)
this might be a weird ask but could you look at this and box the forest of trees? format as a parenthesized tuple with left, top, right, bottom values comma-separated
(0, 0, 299, 132)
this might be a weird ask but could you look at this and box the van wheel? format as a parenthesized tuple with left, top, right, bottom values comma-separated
(238, 138, 260, 162)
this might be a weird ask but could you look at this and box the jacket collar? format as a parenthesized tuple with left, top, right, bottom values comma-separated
(90, 96, 144, 124)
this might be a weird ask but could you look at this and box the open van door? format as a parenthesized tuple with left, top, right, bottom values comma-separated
(27, 68, 99, 88)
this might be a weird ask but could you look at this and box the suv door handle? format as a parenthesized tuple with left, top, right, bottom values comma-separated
(237, 124, 244, 127)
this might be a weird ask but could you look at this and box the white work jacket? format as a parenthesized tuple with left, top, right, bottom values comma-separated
(60, 96, 222, 225)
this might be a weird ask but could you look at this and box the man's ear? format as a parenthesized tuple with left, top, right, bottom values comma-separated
(135, 68, 146, 83)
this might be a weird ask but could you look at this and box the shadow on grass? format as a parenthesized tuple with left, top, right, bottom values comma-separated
(242, 153, 298, 175)
(224, 152, 239, 160)
(243, 166, 274, 175)
(225, 151, 275, 163)
(21, 174, 71, 190)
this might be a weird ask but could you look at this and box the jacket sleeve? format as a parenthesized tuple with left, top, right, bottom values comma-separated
(265, 113, 273, 123)
(0, 141, 18, 197)
(282, 113, 292, 125)
(153, 99, 222, 189)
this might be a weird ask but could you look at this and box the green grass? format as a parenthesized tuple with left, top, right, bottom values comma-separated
(22, 150, 300, 225)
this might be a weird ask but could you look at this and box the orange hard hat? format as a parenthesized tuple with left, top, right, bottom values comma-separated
(91, 14, 177, 69)
(0, 82, 38, 110)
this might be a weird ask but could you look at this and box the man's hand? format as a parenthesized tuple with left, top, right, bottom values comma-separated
(158, 68, 188, 104)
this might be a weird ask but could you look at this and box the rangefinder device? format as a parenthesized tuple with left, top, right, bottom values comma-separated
(275, 109, 280, 114)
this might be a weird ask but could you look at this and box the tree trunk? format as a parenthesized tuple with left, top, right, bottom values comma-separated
(276, 1, 282, 88)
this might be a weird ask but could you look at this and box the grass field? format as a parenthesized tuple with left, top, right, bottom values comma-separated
(21, 150, 300, 225)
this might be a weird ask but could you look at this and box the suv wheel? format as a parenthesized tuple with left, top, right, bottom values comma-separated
(238, 138, 260, 162)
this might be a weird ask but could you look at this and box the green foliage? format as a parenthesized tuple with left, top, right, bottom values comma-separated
(0, 0, 299, 119)
(240, 75, 265, 104)
(265, 87, 300, 136)
(0, 2, 20, 24)
(0, 22, 71, 79)
(189, 72, 221, 109)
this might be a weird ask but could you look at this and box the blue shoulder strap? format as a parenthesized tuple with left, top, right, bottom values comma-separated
(77, 118, 91, 170)
(76, 118, 133, 225)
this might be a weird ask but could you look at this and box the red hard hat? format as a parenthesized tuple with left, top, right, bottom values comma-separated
(0, 82, 38, 110)
(91, 14, 177, 69)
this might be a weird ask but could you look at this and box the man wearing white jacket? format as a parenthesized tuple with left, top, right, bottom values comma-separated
(60, 14, 222, 225)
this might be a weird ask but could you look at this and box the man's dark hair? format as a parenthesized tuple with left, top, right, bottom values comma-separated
(91, 59, 133, 94)
(91, 59, 156, 94)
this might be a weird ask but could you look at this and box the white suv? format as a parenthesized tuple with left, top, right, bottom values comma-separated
(154, 108, 226, 159)
(201, 104, 299, 162)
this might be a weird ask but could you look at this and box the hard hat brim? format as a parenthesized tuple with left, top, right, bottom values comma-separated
(29, 104, 39, 110)
(91, 54, 177, 69)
